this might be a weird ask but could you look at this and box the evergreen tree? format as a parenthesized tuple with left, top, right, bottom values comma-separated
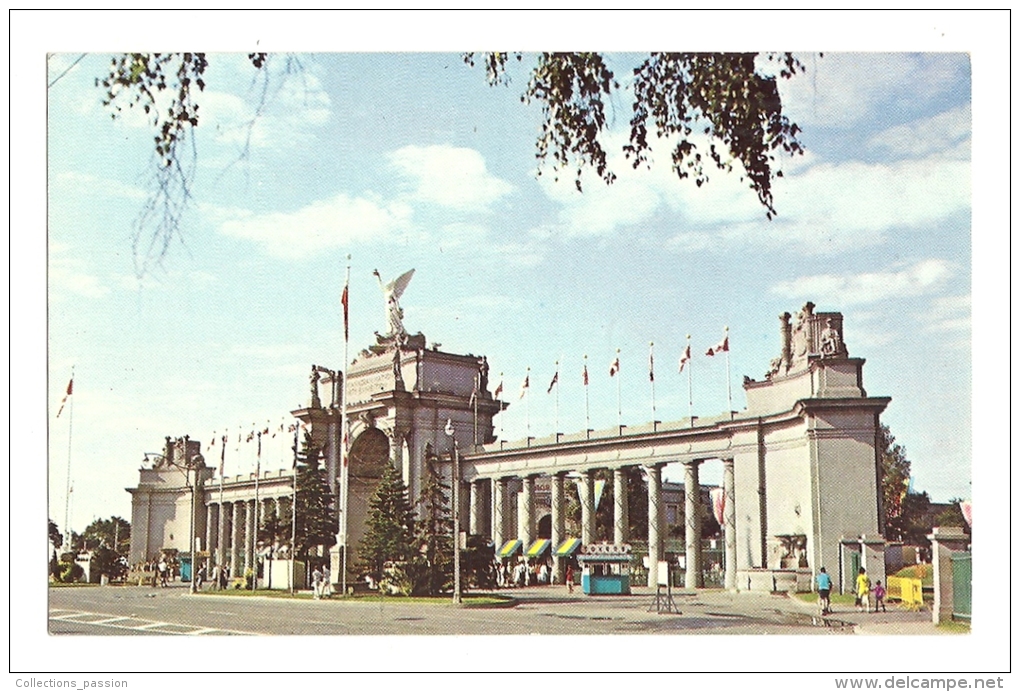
(414, 444, 453, 596)
(293, 433, 337, 562)
(879, 424, 911, 538)
(359, 459, 416, 582)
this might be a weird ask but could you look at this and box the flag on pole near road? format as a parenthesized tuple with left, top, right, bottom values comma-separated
(648, 343, 655, 382)
(582, 360, 589, 386)
(341, 279, 350, 343)
(547, 369, 559, 394)
(56, 377, 73, 418)
(678, 343, 692, 373)
(494, 376, 503, 399)
(219, 435, 227, 476)
(609, 353, 620, 377)
(519, 371, 530, 399)
(706, 332, 729, 357)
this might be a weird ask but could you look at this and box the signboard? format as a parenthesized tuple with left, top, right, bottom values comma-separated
(657, 561, 670, 587)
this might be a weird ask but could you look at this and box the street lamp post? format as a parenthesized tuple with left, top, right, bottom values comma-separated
(444, 419, 461, 605)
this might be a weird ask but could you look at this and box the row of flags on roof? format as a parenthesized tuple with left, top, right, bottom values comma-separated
(508, 329, 729, 400)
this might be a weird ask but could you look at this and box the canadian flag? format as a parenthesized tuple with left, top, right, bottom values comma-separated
(519, 372, 530, 399)
(582, 362, 589, 386)
(705, 333, 729, 357)
(609, 354, 620, 377)
(547, 370, 559, 394)
(494, 379, 503, 398)
(678, 344, 692, 373)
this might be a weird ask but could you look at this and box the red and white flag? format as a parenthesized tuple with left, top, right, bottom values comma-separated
(705, 333, 729, 357)
(56, 377, 73, 418)
(494, 377, 504, 399)
(710, 487, 726, 527)
(547, 369, 559, 394)
(609, 354, 620, 377)
(648, 343, 655, 382)
(340, 280, 350, 343)
(519, 372, 530, 399)
(678, 344, 692, 373)
(582, 361, 589, 386)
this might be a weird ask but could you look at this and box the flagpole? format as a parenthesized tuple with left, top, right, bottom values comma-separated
(724, 326, 733, 419)
(615, 349, 622, 431)
(252, 430, 261, 591)
(649, 342, 656, 422)
(340, 256, 352, 597)
(62, 367, 75, 550)
(290, 424, 298, 595)
(686, 335, 694, 428)
(583, 355, 590, 437)
(525, 366, 531, 440)
(497, 372, 504, 445)
(554, 360, 560, 437)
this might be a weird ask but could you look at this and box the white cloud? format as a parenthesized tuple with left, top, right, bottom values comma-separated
(770, 259, 955, 306)
(49, 246, 108, 299)
(923, 294, 971, 333)
(215, 192, 412, 259)
(781, 53, 969, 129)
(388, 145, 512, 212)
(868, 105, 971, 159)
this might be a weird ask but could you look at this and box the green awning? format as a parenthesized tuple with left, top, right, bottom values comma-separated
(554, 538, 582, 557)
(498, 539, 522, 558)
(526, 539, 551, 558)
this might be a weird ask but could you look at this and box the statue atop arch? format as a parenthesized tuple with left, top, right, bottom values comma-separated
(373, 268, 415, 339)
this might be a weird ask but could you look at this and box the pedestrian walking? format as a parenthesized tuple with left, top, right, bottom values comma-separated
(220, 563, 230, 590)
(855, 567, 871, 613)
(565, 564, 575, 594)
(158, 557, 168, 588)
(195, 565, 206, 591)
(816, 567, 832, 615)
(312, 566, 323, 600)
(322, 565, 333, 598)
(873, 580, 887, 612)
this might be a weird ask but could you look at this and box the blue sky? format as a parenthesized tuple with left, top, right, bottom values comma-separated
(43, 46, 978, 532)
(12, 8, 1010, 675)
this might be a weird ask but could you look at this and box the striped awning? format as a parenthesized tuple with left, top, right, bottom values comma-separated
(498, 539, 522, 558)
(554, 538, 582, 557)
(525, 538, 551, 558)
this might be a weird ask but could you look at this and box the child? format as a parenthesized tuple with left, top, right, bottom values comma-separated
(873, 580, 887, 612)
(855, 567, 871, 613)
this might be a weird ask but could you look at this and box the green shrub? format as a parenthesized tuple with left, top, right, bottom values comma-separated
(60, 562, 84, 583)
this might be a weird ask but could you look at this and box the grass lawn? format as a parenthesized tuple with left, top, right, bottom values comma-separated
(937, 620, 971, 634)
(794, 592, 857, 606)
(194, 589, 513, 606)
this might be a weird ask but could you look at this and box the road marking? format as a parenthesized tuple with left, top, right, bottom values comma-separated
(49, 609, 259, 636)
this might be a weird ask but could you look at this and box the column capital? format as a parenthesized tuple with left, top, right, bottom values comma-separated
(721, 457, 735, 467)
(682, 457, 706, 467)
(641, 461, 666, 472)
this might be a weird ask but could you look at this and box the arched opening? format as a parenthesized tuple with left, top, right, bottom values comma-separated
(537, 513, 551, 539)
(348, 428, 390, 481)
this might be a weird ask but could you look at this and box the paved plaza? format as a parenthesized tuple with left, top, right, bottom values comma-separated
(48, 584, 942, 637)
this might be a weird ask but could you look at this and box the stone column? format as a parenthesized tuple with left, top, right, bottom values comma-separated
(551, 472, 566, 584)
(645, 464, 663, 588)
(216, 501, 227, 568)
(244, 500, 255, 575)
(723, 458, 737, 591)
(683, 459, 704, 588)
(205, 503, 215, 571)
(492, 477, 508, 551)
(613, 467, 629, 545)
(520, 475, 536, 551)
(469, 480, 484, 536)
(580, 470, 595, 546)
(928, 527, 969, 625)
(230, 501, 241, 578)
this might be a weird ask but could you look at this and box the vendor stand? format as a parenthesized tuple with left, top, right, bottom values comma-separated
(577, 543, 632, 595)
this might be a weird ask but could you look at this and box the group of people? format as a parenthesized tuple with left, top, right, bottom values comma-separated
(815, 566, 887, 616)
(311, 565, 333, 599)
(493, 559, 553, 588)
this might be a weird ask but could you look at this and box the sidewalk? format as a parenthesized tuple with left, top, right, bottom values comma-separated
(780, 592, 948, 635)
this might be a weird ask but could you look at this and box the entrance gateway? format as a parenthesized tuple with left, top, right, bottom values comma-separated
(129, 299, 889, 593)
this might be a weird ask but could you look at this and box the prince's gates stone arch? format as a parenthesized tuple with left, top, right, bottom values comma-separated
(128, 297, 889, 593)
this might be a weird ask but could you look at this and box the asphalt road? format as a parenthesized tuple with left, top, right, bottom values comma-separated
(49, 583, 858, 636)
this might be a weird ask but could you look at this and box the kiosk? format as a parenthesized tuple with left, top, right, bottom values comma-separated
(577, 543, 632, 595)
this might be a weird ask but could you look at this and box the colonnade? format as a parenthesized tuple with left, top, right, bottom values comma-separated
(200, 495, 292, 578)
(471, 458, 737, 590)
